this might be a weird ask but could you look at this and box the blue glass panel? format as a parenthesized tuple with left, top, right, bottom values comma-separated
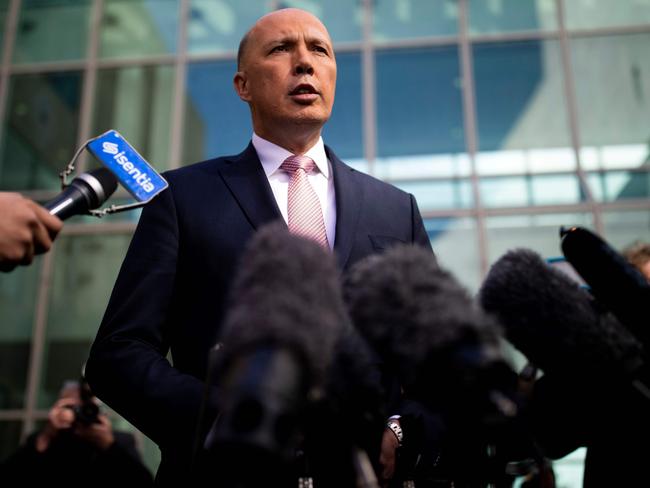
(376, 46, 464, 158)
(184, 60, 252, 163)
(468, 0, 557, 34)
(322, 52, 362, 160)
(396, 179, 473, 210)
(373, 0, 458, 40)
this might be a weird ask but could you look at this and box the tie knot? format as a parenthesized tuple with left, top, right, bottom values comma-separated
(281, 155, 316, 175)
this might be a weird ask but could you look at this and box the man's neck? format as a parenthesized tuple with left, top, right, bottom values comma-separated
(253, 126, 323, 155)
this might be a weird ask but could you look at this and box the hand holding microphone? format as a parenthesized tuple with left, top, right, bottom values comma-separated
(0, 192, 63, 271)
(1, 130, 167, 272)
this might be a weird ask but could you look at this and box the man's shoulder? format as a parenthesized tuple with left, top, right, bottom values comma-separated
(162, 153, 239, 181)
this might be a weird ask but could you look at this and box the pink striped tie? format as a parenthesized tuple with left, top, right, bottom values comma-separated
(280, 155, 329, 248)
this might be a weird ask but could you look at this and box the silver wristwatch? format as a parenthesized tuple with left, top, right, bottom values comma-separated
(386, 420, 403, 446)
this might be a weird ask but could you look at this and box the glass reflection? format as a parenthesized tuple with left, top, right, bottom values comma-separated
(468, 0, 557, 34)
(0, 0, 10, 50)
(13, 0, 91, 63)
(373, 0, 457, 41)
(396, 179, 473, 210)
(565, 0, 650, 30)
(587, 171, 650, 202)
(0, 71, 83, 191)
(100, 0, 179, 59)
(183, 60, 251, 164)
(39, 234, 131, 408)
(0, 263, 41, 409)
(486, 213, 594, 264)
(188, 0, 267, 54)
(280, 0, 362, 43)
(602, 210, 650, 251)
(375, 46, 464, 179)
(93, 65, 174, 170)
(473, 40, 574, 175)
(425, 218, 481, 291)
(480, 174, 583, 207)
(572, 34, 650, 156)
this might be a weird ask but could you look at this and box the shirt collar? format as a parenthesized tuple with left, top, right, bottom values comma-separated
(252, 132, 330, 179)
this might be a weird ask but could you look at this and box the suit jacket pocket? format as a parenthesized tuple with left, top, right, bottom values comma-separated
(369, 235, 407, 251)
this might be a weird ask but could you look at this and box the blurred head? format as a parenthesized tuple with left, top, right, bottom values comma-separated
(623, 241, 650, 281)
(234, 9, 337, 147)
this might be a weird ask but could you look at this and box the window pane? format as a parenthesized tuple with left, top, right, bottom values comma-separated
(322, 52, 362, 161)
(426, 218, 481, 292)
(93, 65, 174, 170)
(188, 0, 267, 54)
(0, 264, 41, 409)
(373, 0, 458, 41)
(602, 210, 650, 251)
(183, 60, 251, 164)
(397, 179, 473, 210)
(0, 421, 23, 463)
(38, 234, 131, 408)
(100, 0, 179, 59)
(473, 40, 575, 175)
(468, 0, 557, 34)
(480, 174, 583, 208)
(13, 0, 91, 63)
(572, 34, 650, 174)
(0, 0, 9, 48)
(486, 213, 594, 264)
(277, 0, 362, 43)
(0, 71, 83, 191)
(565, 0, 650, 30)
(587, 170, 650, 202)
(376, 46, 464, 178)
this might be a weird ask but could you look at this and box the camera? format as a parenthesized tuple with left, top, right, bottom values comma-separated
(72, 378, 100, 425)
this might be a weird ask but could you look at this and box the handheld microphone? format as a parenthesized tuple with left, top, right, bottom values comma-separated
(44, 167, 118, 220)
(560, 226, 650, 348)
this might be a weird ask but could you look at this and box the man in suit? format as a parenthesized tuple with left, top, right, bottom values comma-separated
(86, 8, 432, 485)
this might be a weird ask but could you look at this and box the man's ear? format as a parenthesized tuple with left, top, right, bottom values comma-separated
(234, 72, 251, 102)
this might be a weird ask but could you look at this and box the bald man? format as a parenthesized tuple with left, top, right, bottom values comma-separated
(86, 8, 432, 485)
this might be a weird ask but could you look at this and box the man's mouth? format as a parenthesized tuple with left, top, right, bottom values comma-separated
(289, 84, 318, 95)
(289, 84, 320, 103)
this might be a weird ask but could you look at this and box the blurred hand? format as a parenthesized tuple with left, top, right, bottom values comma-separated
(74, 413, 115, 451)
(0, 192, 63, 272)
(36, 398, 78, 452)
(379, 426, 400, 487)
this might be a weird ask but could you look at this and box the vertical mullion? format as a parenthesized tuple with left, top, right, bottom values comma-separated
(556, 0, 603, 232)
(168, 0, 189, 169)
(457, 0, 489, 276)
(361, 0, 376, 175)
(0, 0, 22, 169)
(22, 249, 56, 439)
(75, 0, 104, 173)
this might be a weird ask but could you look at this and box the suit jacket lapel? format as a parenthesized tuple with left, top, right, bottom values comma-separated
(219, 142, 284, 230)
(328, 145, 363, 271)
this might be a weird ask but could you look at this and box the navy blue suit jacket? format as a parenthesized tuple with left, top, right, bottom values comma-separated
(86, 143, 432, 483)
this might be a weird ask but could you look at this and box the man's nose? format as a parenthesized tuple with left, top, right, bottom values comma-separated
(293, 44, 314, 75)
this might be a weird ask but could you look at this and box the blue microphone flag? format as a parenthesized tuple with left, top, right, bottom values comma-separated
(86, 130, 168, 202)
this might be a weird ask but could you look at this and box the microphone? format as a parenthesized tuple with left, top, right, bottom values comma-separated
(44, 167, 118, 220)
(344, 245, 523, 486)
(203, 222, 381, 487)
(561, 226, 650, 348)
(344, 245, 514, 417)
(479, 248, 648, 397)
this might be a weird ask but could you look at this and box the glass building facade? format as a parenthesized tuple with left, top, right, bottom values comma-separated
(1, 0, 649, 482)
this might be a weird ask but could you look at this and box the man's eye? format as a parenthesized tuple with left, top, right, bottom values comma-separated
(313, 45, 328, 54)
(270, 45, 288, 53)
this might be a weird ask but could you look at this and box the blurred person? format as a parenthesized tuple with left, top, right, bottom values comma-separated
(1, 379, 153, 487)
(622, 241, 650, 281)
(0, 192, 62, 272)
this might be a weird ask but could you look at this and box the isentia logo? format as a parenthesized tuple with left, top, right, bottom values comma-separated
(102, 141, 155, 193)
